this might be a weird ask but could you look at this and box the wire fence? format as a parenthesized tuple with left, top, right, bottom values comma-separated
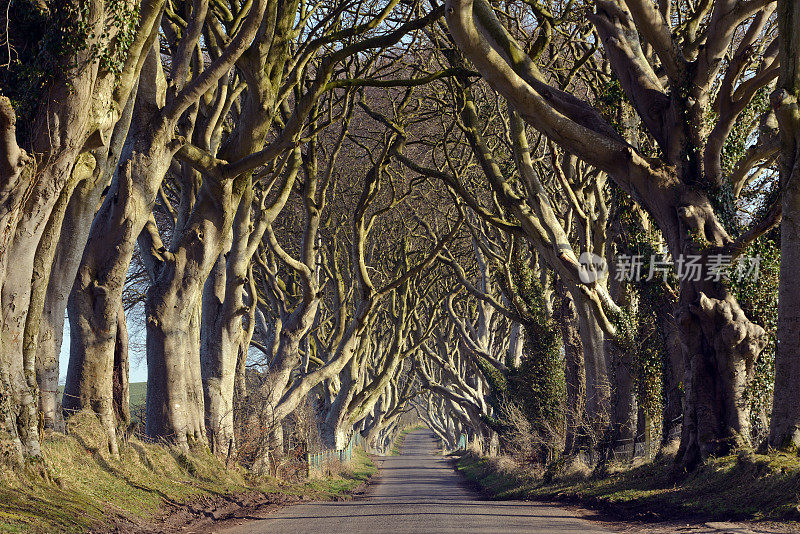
(307, 432, 362, 471)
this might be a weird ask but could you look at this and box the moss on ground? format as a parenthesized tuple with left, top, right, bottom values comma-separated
(0, 411, 376, 533)
(456, 449, 800, 522)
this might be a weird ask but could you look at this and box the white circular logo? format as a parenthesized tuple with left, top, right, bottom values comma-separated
(578, 252, 607, 284)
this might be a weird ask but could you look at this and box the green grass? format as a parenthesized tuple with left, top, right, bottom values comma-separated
(0, 411, 376, 533)
(306, 448, 376, 494)
(456, 449, 800, 522)
(128, 382, 147, 410)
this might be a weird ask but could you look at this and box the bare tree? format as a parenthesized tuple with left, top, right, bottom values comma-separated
(0, 0, 161, 458)
(446, 0, 780, 468)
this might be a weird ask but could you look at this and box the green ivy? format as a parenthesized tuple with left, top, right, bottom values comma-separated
(728, 237, 779, 444)
(485, 251, 565, 462)
(609, 187, 668, 428)
(0, 0, 138, 142)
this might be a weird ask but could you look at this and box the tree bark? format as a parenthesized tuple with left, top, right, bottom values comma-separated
(771, 0, 800, 453)
(659, 307, 684, 449)
(67, 0, 268, 450)
(144, 192, 235, 448)
(675, 290, 762, 468)
(572, 291, 610, 431)
(201, 252, 235, 454)
(29, 174, 85, 431)
(37, 77, 138, 430)
(66, 140, 173, 456)
(609, 346, 637, 461)
(607, 279, 637, 461)
(112, 304, 130, 425)
(64, 42, 172, 455)
(557, 286, 586, 455)
(0, 0, 161, 459)
(0, 5, 107, 458)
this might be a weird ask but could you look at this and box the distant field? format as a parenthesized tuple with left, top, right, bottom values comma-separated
(129, 381, 146, 408)
(58, 381, 147, 414)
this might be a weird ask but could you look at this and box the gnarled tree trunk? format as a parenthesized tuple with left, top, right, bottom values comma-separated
(66, 136, 174, 456)
(771, 0, 800, 453)
(37, 78, 138, 430)
(144, 188, 238, 448)
(557, 285, 586, 455)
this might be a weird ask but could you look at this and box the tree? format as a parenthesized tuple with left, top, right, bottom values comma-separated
(446, 0, 780, 468)
(0, 0, 160, 459)
(64, 0, 270, 455)
(771, 0, 800, 453)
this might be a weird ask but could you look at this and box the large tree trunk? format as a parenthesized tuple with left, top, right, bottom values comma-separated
(6, 154, 93, 457)
(444, 0, 770, 469)
(0, 0, 159, 459)
(558, 287, 586, 455)
(202, 178, 266, 456)
(201, 253, 236, 454)
(65, 140, 173, 456)
(771, 0, 800, 453)
(28, 176, 83, 431)
(608, 345, 637, 461)
(320, 359, 360, 450)
(675, 287, 763, 468)
(36, 177, 109, 430)
(66, 0, 267, 445)
(36, 79, 138, 430)
(142, 164, 231, 450)
(659, 308, 684, 449)
(0, 11, 109, 458)
(145, 177, 246, 450)
(572, 291, 610, 433)
(2, 131, 91, 460)
(606, 279, 637, 461)
(145, 284, 206, 448)
(63, 43, 172, 455)
(0, 99, 35, 458)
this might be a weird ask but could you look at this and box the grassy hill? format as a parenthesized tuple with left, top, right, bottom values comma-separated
(0, 411, 375, 533)
(456, 449, 800, 522)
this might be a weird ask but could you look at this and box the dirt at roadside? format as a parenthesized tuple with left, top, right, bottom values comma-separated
(92, 491, 297, 533)
(557, 501, 800, 534)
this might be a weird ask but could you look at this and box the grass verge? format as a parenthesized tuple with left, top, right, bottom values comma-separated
(0, 411, 376, 533)
(456, 449, 800, 522)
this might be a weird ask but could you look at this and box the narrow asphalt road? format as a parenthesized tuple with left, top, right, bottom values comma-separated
(217, 430, 614, 534)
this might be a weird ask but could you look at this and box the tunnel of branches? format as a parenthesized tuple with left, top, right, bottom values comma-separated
(0, 0, 798, 472)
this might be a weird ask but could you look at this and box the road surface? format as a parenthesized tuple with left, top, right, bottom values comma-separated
(217, 430, 613, 533)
